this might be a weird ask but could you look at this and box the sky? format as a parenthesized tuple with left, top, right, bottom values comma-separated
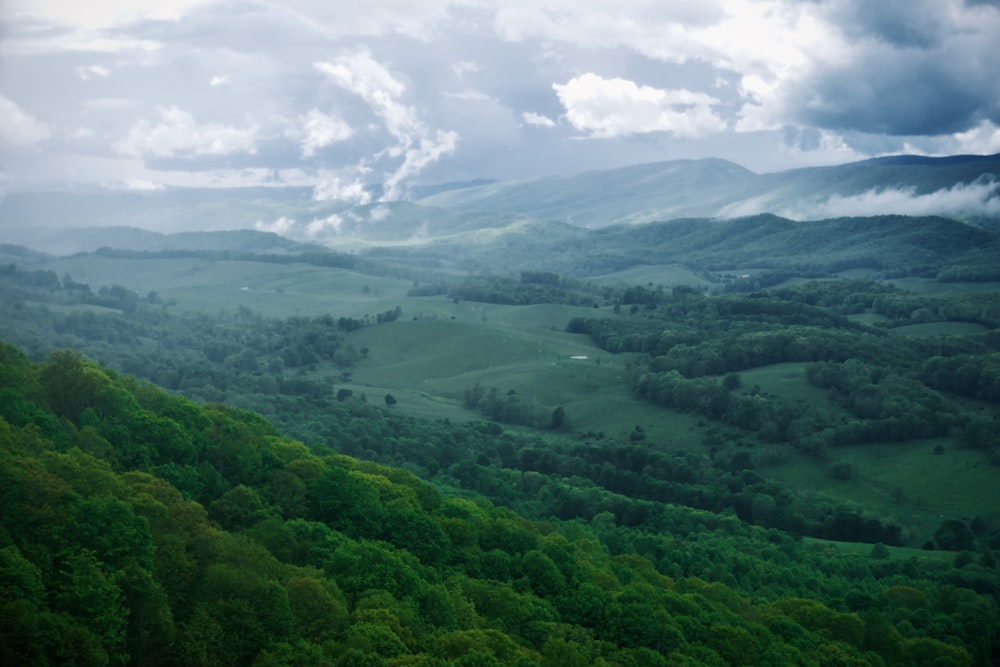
(2, 0, 1000, 203)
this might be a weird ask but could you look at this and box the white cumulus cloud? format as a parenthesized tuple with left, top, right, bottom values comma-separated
(553, 73, 726, 139)
(315, 48, 458, 200)
(113, 106, 259, 158)
(522, 111, 556, 128)
(313, 175, 372, 205)
(295, 109, 354, 158)
(254, 216, 297, 235)
(306, 213, 345, 237)
(0, 95, 51, 147)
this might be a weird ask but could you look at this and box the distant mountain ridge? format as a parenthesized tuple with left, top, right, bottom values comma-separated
(418, 153, 1000, 228)
(0, 226, 325, 257)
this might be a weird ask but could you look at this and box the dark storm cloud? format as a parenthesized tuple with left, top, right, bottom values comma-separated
(830, 0, 949, 48)
(788, 48, 997, 135)
(779, 0, 1000, 137)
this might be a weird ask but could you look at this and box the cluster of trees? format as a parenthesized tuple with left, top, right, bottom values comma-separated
(567, 281, 1000, 456)
(870, 292, 1000, 329)
(921, 354, 1000, 404)
(462, 383, 553, 430)
(447, 274, 597, 306)
(1, 342, 998, 665)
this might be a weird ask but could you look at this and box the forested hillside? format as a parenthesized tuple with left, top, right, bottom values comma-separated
(2, 342, 999, 666)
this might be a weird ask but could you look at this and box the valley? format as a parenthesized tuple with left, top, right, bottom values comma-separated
(2, 154, 999, 666)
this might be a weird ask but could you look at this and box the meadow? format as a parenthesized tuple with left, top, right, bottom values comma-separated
(7, 249, 999, 548)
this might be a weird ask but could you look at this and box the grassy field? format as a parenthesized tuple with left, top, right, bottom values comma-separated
(802, 537, 956, 562)
(589, 264, 711, 288)
(29, 255, 413, 318)
(889, 277, 1000, 295)
(762, 439, 997, 545)
(738, 362, 841, 409)
(18, 252, 997, 545)
(891, 321, 989, 337)
(343, 301, 711, 449)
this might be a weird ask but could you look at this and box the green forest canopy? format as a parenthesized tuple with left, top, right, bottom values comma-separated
(1, 342, 999, 666)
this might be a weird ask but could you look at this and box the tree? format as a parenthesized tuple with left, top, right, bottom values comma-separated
(337, 388, 353, 402)
(384, 394, 397, 407)
(549, 406, 566, 430)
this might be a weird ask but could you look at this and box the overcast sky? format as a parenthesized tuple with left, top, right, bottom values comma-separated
(2, 0, 999, 202)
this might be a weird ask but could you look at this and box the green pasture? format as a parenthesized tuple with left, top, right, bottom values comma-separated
(802, 537, 955, 563)
(737, 362, 843, 411)
(26, 301, 122, 316)
(589, 264, 711, 288)
(762, 438, 998, 545)
(888, 277, 1000, 296)
(890, 321, 989, 337)
(28, 255, 414, 318)
(346, 303, 706, 447)
(847, 311, 892, 326)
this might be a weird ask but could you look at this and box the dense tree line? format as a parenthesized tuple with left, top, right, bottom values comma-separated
(1, 342, 998, 665)
(447, 273, 598, 306)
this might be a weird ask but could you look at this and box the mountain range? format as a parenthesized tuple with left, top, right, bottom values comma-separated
(0, 152, 998, 257)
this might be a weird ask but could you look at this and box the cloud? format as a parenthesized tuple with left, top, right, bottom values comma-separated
(737, 0, 1000, 137)
(113, 106, 259, 158)
(766, 178, 1000, 221)
(4, 0, 1000, 192)
(9, 0, 216, 31)
(0, 96, 51, 147)
(77, 65, 110, 80)
(255, 216, 297, 236)
(69, 127, 97, 140)
(313, 175, 372, 205)
(84, 98, 138, 109)
(306, 213, 345, 237)
(553, 73, 726, 139)
(522, 111, 556, 128)
(369, 204, 391, 222)
(950, 120, 1000, 156)
(451, 60, 481, 79)
(123, 178, 164, 191)
(314, 48, 458, 199)
(294, 109, 354, 158)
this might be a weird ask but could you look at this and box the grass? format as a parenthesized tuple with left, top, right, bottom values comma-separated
(737, 362, 840, 409)
(30, 255, 413, 318)
(762, 439, 998, 545)
(26, 301, 122, 315)
(891, 322, 989, 337)
(590, 264, 711, 288)
(889, 278, 1000, 296)
(802, 537, 956, 563)
(347, 301, 708, 449)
